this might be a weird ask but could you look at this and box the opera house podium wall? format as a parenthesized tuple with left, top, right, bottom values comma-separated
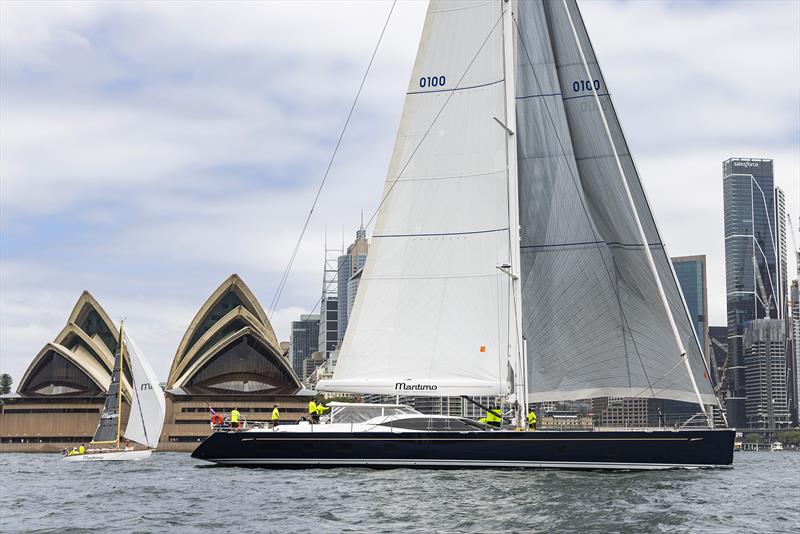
(1, 275, 313, 453)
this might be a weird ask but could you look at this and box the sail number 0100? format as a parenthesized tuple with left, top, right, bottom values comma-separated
(573, 79, 601, 92)
(420, 76, 446, 88)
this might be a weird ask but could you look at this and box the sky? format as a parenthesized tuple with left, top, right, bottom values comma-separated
(1, 0, 798, 384)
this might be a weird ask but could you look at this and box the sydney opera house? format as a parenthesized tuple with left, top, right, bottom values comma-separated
(0, 274, 312, 452)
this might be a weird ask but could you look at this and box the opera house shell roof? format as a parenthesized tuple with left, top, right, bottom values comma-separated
(166, 274, 301, 395)
(17, 291, 133, 398)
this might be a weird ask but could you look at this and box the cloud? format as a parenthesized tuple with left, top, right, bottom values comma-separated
(1, 0, 798, 383)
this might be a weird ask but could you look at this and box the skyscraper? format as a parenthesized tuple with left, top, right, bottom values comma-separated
(337, 226, 368, 343)
(790, 280, 799, 425)
(722, 158, 786, 427)
(290, 314, 320, 375)
(743, 318, 790, 428)
(319, 297, 338, 356)
(671, 255, 710, 364)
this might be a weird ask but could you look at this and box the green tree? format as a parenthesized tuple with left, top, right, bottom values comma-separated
(779, 430, 800, 447)
(0, 373, 12, 395)
(743, 433, 760, 443)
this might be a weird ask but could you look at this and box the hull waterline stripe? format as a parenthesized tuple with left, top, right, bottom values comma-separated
(201, 458, 730, 470)
(245, 436, 702, 442)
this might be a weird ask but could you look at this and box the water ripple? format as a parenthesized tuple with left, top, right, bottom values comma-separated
(0, 452, 798, 533)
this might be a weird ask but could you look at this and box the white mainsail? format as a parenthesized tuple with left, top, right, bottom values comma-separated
(318, 0, 519, 396)
(123, 331, 165, 449)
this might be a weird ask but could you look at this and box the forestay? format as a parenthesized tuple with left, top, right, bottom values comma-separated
(318, 0, 518, 396)
(123, 331, 166, 449)
(516, 0, 715, 404)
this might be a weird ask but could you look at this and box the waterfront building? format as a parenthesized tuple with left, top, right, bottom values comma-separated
(591, 397, 652, 428)
(671, 255, 710, 363)
(538, 413, 593, 430)
(308, 351, 338, 390)
(163, 274, 310, 448)
(790, 280, 800, 424)
(361, 394, 495, 419)
(318, 297, 338, 356)
(290, 314, 319, 376)
(1, 275, 313, 453)
(743, 318, 790, 428)
(0, 292, 132, 450)
(302, 351, 326, 385)
(723, 157, 787, 426)
(337, 226, 368, 343)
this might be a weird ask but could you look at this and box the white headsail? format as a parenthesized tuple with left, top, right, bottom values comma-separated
(123, 330, 165, 449)
(318, 0, 519, 397)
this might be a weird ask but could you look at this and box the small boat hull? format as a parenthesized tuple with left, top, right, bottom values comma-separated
(191, 429, 735, 470)
(62, 449, 152, 462)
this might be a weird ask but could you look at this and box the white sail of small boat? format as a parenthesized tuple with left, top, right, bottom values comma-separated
(63, 323, 165, 461)
(122, 330, 166, 450)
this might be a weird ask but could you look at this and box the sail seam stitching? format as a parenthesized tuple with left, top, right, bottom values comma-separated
(521, 241, 664, 250)
(374, 228, 509, 238)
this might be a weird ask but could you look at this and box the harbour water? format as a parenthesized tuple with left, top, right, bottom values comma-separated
(1, 452, 798, 533)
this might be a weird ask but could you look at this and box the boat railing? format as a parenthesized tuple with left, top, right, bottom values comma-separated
(211, 416, 254, 432)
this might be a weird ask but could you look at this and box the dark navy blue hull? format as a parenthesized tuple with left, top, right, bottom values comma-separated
(191, 429, 735, 470)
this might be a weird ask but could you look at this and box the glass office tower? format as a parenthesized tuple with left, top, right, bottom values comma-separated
(672, 255, 709, 363)
(290, 314, 320, 375)
(723, 157, 786, 426)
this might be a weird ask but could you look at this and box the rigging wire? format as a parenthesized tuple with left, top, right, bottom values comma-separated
(512, 14, 662, 407)
(267, 0, 397, 320)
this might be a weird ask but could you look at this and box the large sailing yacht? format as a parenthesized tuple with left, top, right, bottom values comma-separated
(63, 323, 165, 462)
(191, 0, 734, 469)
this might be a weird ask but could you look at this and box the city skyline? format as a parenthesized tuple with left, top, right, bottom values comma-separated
(2, 1, 798, 382)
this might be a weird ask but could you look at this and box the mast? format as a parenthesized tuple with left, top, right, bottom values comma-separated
(501, 0, 526, 426)
(115, 320, 125, 449)
(559, 0, 707, 417)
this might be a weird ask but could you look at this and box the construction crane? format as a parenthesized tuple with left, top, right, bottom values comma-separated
(711, 337, 730, 395)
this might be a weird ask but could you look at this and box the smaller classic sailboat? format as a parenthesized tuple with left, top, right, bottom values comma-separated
(62, 322, 165, 462)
